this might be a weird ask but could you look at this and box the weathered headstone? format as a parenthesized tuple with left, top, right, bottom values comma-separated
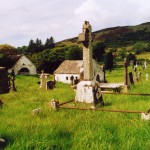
(144, 60, 147, 69)
(123, 58, 130, 92)
(0, 137, 6, 149)
(70, 75, 74, 86)
(50, 99, 59, 110)
(32, 108, 42, 116)
(75, 21, 104, 106)
(133, 65, 137, 72)
(0, 67, 9, 94)
(10, 69, 17, 92)
(40, 70, 46, 88)
(46, 81, 54, 90)
(146, 73, 149, 81)
(141, 111, 150, 121)
(124, 58, 128, 86)
(138, 71, 142, 80)
(129, 72, 134, 85)
(102, 65, 106, 83)
(74, 77, 79, 85)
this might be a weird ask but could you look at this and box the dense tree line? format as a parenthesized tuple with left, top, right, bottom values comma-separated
(17, 36, 55, 55)
(16, 38, 108, 73)
(0, 38, 113, 73)
(28, 44, 83, 73)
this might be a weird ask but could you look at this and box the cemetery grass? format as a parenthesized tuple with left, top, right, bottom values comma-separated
(0, 68, 150, 150)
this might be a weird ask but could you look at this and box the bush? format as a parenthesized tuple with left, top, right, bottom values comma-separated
(132, 42, 146, 54)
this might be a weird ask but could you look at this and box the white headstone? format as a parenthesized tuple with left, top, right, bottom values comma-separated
(146, 73, 149, 81)
(40, 71, 46, 88)
(141, 113, 150, 121)
(144, 60, 147, 69)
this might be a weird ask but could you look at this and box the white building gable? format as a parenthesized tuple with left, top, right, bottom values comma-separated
(8, 55, 37, 75)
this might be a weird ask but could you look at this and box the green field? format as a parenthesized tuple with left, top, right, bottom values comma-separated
(0, 67, 150, 150)
(136, 52, 150, 60)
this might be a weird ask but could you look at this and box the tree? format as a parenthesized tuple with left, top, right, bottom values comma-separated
(31, 47, 67, 73)
(104, 51, 113, 71)
(27, 39, 36, 54)
(127, 53, 136, 62)
(0, 44, 17, 55)
(65, 45, 82, 60)
(49, 36, 55, 49)
(35, 38, 43, 52)
(145, 42, 150, 52)
(45, 38, 51, 49)
(45, 36, 55, 49)
(92, 42, 106, 62)
(118, 49, 127, 59)
(132, 42, 145, 54)
(17, 46, 28, 54)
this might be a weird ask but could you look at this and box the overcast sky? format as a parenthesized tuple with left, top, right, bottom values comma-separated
(0, 0, 150, 47)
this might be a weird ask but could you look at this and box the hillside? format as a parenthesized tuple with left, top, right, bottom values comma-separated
(57, 22, 150, 48)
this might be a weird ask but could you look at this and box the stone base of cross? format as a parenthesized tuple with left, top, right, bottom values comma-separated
(75, 80, 104, 106)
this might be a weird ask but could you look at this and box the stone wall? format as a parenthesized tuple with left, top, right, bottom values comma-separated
(55, 74, 80, 84)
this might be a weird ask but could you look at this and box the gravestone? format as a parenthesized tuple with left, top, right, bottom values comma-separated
(146, 73, 149, 81)
(129, 72, 134, 85)
(74, 77, 79, 85)
(50, 99, 59, 110)
(10, 69, 17, 92)
(46, 81, 54, 90)
(123, 58, 130, 92)
(124, 58, 128, 86)
(138, 71, 142, 80)
(144, 60, 147, 69)
(40, 70, 46, 88)
(0, 137, 6, 149)
(0, 67, 9, 94)
(70, 75, 74, 85)
(75, 21, 104, 106)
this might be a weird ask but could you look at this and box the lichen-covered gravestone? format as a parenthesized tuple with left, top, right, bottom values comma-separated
(0, 67, 9, 94)
(40, 70, 47, 88)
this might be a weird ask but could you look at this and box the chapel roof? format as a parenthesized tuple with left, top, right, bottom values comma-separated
(54, 60, 83, 74)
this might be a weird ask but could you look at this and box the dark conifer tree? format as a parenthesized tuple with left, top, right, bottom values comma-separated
(104, 51, 113, 71)
(35, 38, 43, 52)
(44, 36, 55, 49)
(27, 39, 36, 54)
(49, 36, 55, 49)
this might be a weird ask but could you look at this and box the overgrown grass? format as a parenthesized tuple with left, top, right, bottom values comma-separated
(0, 67, 150, 150)
(136, 52, 150, 60)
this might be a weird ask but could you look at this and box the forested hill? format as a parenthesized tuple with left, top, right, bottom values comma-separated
(1, 22, 150, 73)
(57, 22, 150, 48)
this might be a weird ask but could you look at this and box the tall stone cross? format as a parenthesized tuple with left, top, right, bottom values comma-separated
(76, 21, 104, 106)
(79, 21, 93, 80)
